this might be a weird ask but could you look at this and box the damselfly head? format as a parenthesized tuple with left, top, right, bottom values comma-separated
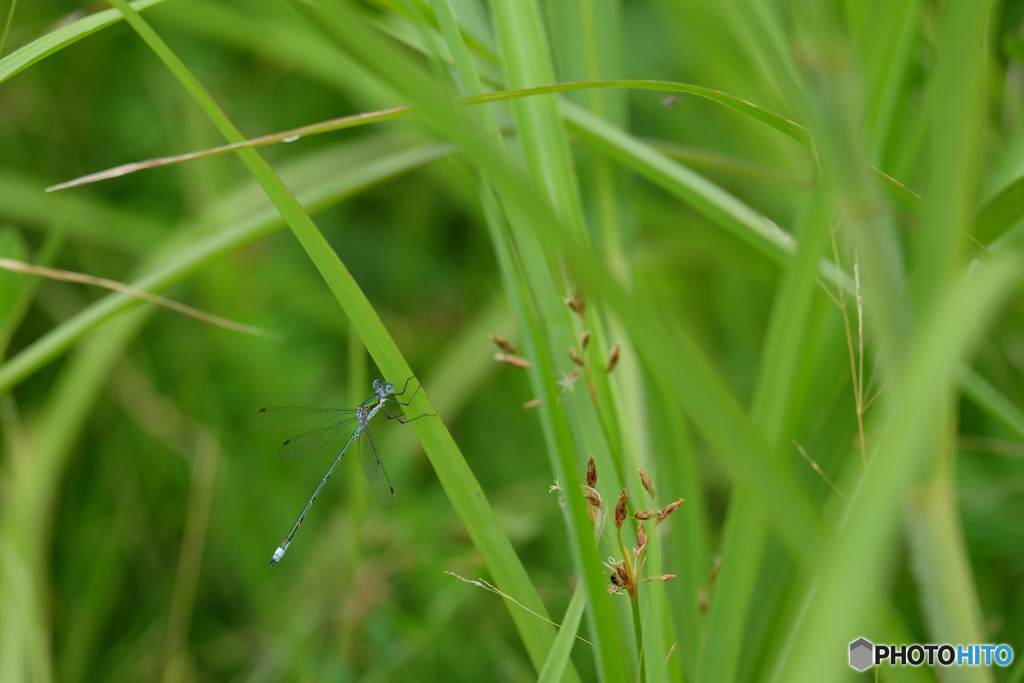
(372, 379, 383, 391)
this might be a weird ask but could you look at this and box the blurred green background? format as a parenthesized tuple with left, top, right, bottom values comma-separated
(2, 0, 1024, 681)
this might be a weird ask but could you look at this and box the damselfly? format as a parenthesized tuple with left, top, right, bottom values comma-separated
(251, 378, 426, 567)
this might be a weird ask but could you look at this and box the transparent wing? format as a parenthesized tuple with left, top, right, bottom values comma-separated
(359, 426, 394, 510)
(250, 407, 357, 432)
(274, 419, 360, 462)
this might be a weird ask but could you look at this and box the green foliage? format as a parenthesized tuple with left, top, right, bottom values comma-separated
(2, 1, 1024, 682)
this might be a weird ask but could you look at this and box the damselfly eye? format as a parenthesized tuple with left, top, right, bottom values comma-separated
(384, 382, 395, 394)
(372, 379, 382, 390)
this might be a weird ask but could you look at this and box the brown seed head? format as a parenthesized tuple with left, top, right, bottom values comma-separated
(522, 398, 541, 409)
(488, 334, 517, 355)
(634, 524, 648, 558)
(639, 468, 655, 499)
(495, 353, 530, 369)
(658, 574, 676, 582)
(565, 289, 586, 319)
(633, 510, 652, 521)
(607, 343, 621, 373)
(614, 489, 628, 529)
(656, 498, 685, 525)
(586, 455, 597, 487)
(569, 346, 585, 367)
(580, 330, 591, 350)
(581, 485, 602, 508)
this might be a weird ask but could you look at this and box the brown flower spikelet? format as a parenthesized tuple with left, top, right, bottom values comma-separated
(639, 467, 655, 499)
(586, 455, 597, 487)
(565, 289, 586, 318)
(656, 498, 685, 525)
(488, 334, 517, 354)
(495, 353, 530, 369)
(634, 524, 648, 558)
(614, 489, 628, 529)
(607, 343, 621, 373)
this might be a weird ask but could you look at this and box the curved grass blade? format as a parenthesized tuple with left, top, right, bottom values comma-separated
(970, 173, 1024, 246)
(106, 0, 595, 669)
(0, 0, 166, 84)
(536, 581, 587, 683)
(0, 140, 448, 397)
(47, 79, 810, 192)
(0, 257, 273, 339)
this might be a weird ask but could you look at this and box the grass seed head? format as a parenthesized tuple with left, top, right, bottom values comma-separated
(614, 488, 628, 529)
(607, 343, 621, 373)
(639, 467, 655, 499)
(495, 353, 530, 369)
(634, 523, 648, 559)
(488, 334, 517, 354)
(581, 485, 602, 508)
(656, 498, 684, 525)
(565, 288, 586, 319)
(606, 560, 632, 595)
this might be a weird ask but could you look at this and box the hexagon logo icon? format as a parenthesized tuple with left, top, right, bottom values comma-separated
(849, 638, 873, 671)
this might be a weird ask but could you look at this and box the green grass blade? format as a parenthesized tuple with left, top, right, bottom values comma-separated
(698, 187, 834, 683)
(780, 258, 1015, 682)
(564, 102, 795, 263)
(1, 308, 152, 683)
(301, 0, 827, 579)
(0, 141, 445, 396)
(48, 79, 812, 194)
(0, 0, 166, 83)
(390, 0, 622, 676)
(0, 227, 28, 356)
(106, 0, 575, 674)
(957, 366, 1024, 439)
(971, 173, 1024, 246)
(537, 581, 588, 683)
(915, 0, 990, 297)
